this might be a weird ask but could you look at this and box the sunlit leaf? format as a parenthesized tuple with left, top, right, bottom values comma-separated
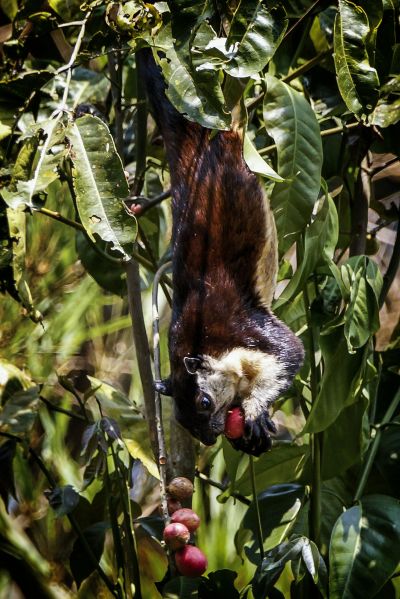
(67, 114, 136, 260)
(333, 0, 380, 117)
(263, 75, 323, 254)
(243, 134, 283, 181)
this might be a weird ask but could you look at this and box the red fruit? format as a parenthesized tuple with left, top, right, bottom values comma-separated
(167, 477, 194, 500)
(175, 545, 208, 577)
(163, 523, 190, 550)
(224, 407, 245, 439)
(171, 508, 200, 532)
(129, 203, 143, 215)
(167, 496, 182, 515)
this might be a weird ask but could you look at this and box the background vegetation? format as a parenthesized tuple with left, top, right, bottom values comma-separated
(0, 0, 400, 597)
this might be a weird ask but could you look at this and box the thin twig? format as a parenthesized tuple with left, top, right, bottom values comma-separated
(152, 261, 173, 525)
(195, 470, 251, 505)
(39, 396, 87, 421)
(249, 456, 264, 562)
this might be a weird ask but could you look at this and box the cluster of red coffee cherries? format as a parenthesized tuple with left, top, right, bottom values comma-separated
(162, 477, 207, 578)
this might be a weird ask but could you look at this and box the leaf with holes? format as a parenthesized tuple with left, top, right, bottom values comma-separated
(67, 114, 136, 260)
(263, 75, 322, 254)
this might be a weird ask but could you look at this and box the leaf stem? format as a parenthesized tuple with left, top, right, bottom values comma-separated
(354, 387, 400, 502)
(39, 396, 87, 421)
(249, 455, 264, 562)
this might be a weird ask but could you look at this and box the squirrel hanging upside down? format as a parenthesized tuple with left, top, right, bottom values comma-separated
(138, 49, 304, 456)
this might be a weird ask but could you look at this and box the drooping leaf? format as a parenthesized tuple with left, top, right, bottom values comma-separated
(162, 576, 201, 598)
(224, 1, 287, 78)
(333, 0, 380, 117)
(199, 570, 240, 598)
(237, 484, 304, 561)
(263, 75, 323, 254)
(76, 231, 126, 296)
(329, 495, 400, 599)
(302, 329, 367, 434)
(342, 256, 383, 352)
(321, 395, 369, 480)
(0, 361, 40, 438)
(235, 444, 309, 496)
(155, 23, 230, 130)
(243, 134, 283, 181)
(3, 120, 66, 210)
(70, 521, 108, 588)
(67, 114, 136, 260)
(274, 194, 338, 309)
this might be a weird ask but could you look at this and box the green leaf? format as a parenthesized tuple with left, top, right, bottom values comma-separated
(263, 75, 323, 254)
(224, 1, 287, 78)
(0, 360, 40, 439)
(274, 194, 338, 309)
(5, 206, 41, 322)
(243, 134, 283, 181)
(155, 23, 230, 130)
(329, 495, 400, 599)
(76, 231, 126, 296)
(0, 71, 53, 126)
(333, 0, 380, 117)
(3, 120, 65, 210)
(342, 256, 383, 352)
(70, 522, 108, 588)
(67, 114, 136, 260)
(199, 570, 240, 598)
(235, 444, 309, 496)
(321, 395, 369, 480)
(372, 97, 400, 127)
(302, 329, 367, 434)
(0, 122, 11, 140)
(162, 576, 201, 598)
(237, 484, 304, 561)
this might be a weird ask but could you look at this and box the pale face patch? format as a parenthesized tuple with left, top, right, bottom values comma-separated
(195, 347, 286, 421)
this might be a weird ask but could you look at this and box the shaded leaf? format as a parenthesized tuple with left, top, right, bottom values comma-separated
(45, 485, 80, 517)
(70, 522, 108, 588)
(235, 444, 309, 495)
(263, 75, 323, 254)
(237, 484, 304, 561)
(199, 570, 240, 598)
(302, 329, 366, 434)
(162, 576, 201, 598)
(274, 194, 338, 309)
(67, 114, 136, 260)
(329, 495, 400, 599)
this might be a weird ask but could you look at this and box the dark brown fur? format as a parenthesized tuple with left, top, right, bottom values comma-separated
(139, 49, 304, 455)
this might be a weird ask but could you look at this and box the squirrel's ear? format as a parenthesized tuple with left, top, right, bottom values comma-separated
(154, 377, 173, 396)
(183, 356, 203, 375)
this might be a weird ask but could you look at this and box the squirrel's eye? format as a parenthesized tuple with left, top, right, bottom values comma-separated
(200, 395, 212, 410)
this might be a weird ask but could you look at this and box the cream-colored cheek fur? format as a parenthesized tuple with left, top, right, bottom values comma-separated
(196, 348, 285, 420)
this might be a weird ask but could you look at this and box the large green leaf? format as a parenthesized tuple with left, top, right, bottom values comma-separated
(224, 0, 287, 78)
(329, 495, 400, 599)
(333, 0, 380, 117)
(274, 194, 338, 309)
(263, 75, 323, 254)
(302, 329, 367, 434)
(235, 444, 309, 496)
(0, 361, 40, 439)
(67, 114, 136, 260)
(155, 23, 230, 130)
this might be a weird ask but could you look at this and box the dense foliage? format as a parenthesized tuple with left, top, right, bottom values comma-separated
(0, 1, 400, 598)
